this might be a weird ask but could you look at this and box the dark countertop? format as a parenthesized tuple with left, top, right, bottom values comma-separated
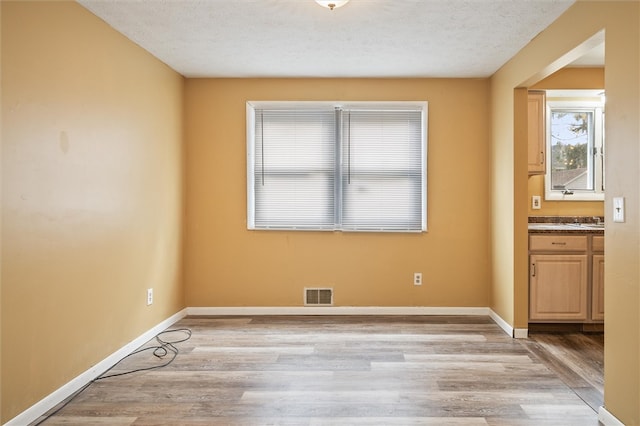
(528, 223, 604, 235)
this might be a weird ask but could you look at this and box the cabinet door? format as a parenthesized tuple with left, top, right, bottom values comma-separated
(528, 91, 546, 175)
(592, 254, 605, 321)
(530, 254, 588, 321)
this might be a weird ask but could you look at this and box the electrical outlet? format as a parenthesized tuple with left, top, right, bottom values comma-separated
(532, 195, 541, 210)
(147, 288, 153, 306)
(413, 272, 422, 286)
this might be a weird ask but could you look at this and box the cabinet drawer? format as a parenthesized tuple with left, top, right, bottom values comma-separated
(529, 235, 588, 252)
(592, 236, 604, 252)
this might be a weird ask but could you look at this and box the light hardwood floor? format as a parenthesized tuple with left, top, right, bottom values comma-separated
(38, 316, 604, 425)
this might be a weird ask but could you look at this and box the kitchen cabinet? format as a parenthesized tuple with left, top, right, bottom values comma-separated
(528, 91, 546, 175)
(529, 234, 603, 323)
(592, 235, 605, 321)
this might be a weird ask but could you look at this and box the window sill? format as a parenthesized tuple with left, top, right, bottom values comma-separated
(544, 192, 605, 202)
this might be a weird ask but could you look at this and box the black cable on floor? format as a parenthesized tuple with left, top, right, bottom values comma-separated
(97, 328, 192, 379)
(32, 328, 192, 425)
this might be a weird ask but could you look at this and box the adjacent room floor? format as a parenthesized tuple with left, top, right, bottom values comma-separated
(37, 316, 604, 426)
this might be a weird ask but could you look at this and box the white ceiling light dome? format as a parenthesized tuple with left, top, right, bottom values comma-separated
(315, 0, 350, 10)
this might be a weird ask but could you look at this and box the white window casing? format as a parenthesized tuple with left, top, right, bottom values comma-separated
(544, 92, 605, 202)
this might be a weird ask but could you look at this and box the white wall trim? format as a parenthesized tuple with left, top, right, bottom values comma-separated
(598, 406, 625, 426)
(5, 308, 188, 426)
(513, 328, 529, 339)
(186, 306, 491, 316)
(487, 309, 528, 338)
(489, 309, 513, 336)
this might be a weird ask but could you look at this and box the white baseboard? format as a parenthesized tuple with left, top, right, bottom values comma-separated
(186, 306, 491, 316)
(488, 309, 513, 336)
(488, 309, 527, 338)
(5, 309, 188, 426)
(513, 328, 529, 339)
(598, 406, 625, 426)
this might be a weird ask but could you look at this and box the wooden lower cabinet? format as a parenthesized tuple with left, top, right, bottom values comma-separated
(530, 254, 589, 321)
(529, 233, 603, 323)
(592, 254, 605, 321)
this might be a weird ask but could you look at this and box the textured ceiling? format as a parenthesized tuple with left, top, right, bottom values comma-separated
(78, 0, 580, 78)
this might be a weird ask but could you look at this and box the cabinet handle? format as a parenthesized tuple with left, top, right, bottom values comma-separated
(531, 263, 536, 277)
(551, 242, 566, 245)
(540, 151, 544, 165)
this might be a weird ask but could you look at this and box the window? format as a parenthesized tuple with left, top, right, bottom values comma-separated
(545, 90, 605, 201)
(246, 102, 427, 232)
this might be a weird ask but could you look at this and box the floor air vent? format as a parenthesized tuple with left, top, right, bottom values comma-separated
(305, 288, 333, 306)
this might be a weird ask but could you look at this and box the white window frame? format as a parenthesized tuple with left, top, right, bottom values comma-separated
(544, 91, 605, 201)
(246, 101, 428, 232)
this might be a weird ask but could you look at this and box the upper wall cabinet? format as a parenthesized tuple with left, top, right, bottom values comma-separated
(528, 91, 546, 175)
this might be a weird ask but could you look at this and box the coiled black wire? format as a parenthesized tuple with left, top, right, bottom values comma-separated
(33, 328, 192, 425)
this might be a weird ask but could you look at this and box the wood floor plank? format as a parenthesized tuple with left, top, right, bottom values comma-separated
(125, 416, 491, 426)
(193, 346, 316, 355)
(307, 418, 489, 425)
(529, 333, 604, 391)
(522, 332, 604, 412)
(37, 416, 137, 425)
(40, 316, 603, 426)
(403, 354, 533, 364)
(519, 403, 598, 420)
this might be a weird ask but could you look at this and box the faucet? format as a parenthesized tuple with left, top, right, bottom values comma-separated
(593, 216, 601, 225)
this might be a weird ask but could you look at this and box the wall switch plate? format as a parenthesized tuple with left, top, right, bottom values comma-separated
(532, 195, 541, 210)
(147, 288, 153, 305)
(613, 197, 625, 223)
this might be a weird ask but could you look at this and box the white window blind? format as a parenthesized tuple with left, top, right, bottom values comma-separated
(253, 109, 336, 229)
(247, 102, 427, 232)
(342, 109, 424, 231)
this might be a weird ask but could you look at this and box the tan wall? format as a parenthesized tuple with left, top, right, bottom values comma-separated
(184, 78, 491, 308)
(1, 2, 185, 422)
(490, 1, 639, 423)
(528, 67, 605, 217)
(0, 1, 3, 418)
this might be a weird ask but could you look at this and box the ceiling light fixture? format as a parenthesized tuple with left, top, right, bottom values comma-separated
(315, 0, 350, 10)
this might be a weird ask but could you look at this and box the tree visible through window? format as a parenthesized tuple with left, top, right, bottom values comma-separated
(550, 111, 593, 191)
(545, 91, 604, 201)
